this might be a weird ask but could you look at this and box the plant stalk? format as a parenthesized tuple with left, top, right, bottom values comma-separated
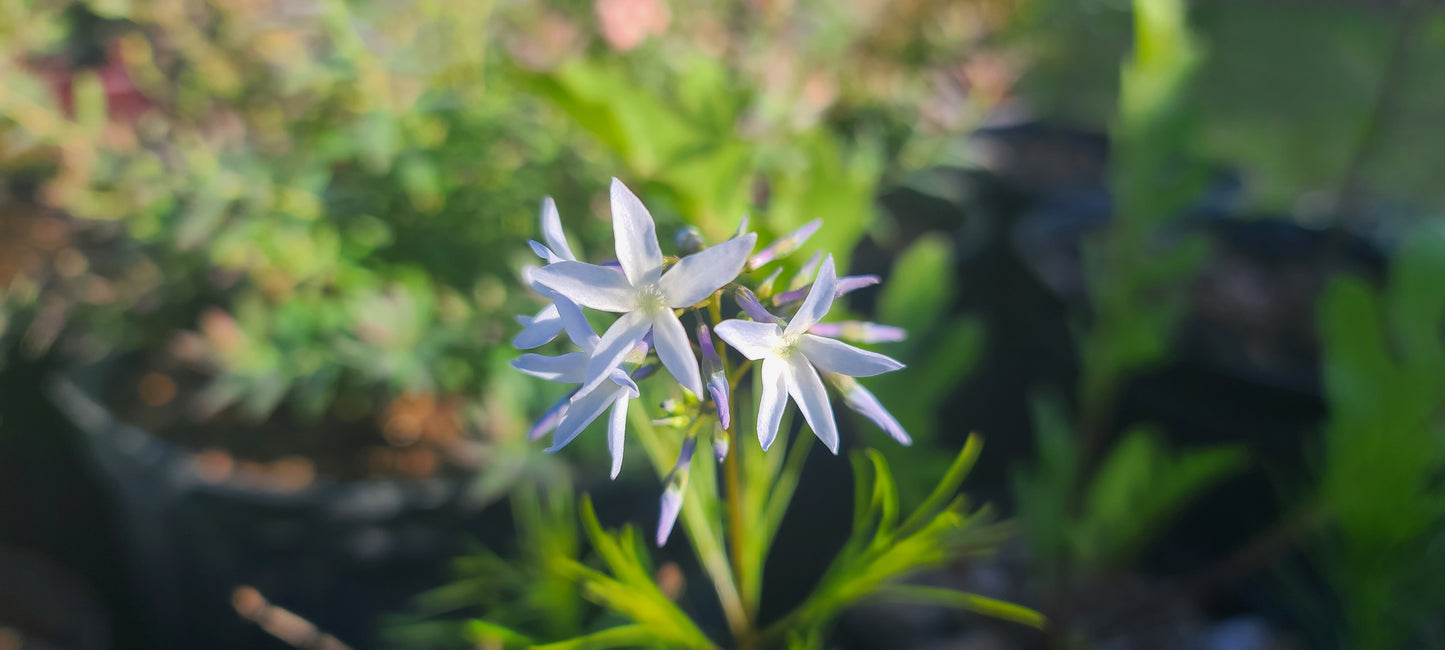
(711, 291, 757, 648)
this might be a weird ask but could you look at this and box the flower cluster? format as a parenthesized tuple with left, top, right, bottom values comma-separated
(513, 179, 911, 544)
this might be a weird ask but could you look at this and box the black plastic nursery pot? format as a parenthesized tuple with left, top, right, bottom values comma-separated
(45, 361, 496, 650)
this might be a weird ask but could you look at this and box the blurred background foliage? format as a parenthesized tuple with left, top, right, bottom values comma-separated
(1, 0, 1443, 648)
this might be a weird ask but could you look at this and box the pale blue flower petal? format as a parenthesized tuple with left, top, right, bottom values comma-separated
(658, 233, 758, 307)
(608, 394, 630, 479)
(714, 319, 784, 361)
(830, 373, 911, 445)
(540, 196, 576, 262)
(610, 367, 641, 397)
(757, 357, 789, 451)
(548, 381, 623, 452)
(551, 292, 600, 350)
(529, 240, 562, 264)
(698, 324, 730, 429)
(511, 352, 589, 383)
(528, 391, 575, 441)
(532, 261, 638, 313)
(512, 303, 563, 349)
(808, 321, 907, 344)
(578, 310, 652, 398)
(799, 334, 905, 377)
(785, 255, 838, 338)
(610, 178, 665, 286)
(652, 309, 703, 397)
(784, 355, 839, 453)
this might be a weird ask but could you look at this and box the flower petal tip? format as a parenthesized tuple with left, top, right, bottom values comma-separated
(656, 488, 683, 547)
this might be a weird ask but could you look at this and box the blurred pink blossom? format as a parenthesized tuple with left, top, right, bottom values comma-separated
(595, 0, 670, 52)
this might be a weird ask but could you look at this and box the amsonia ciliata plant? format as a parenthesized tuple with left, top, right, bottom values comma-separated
(492, 179, 1040, 648)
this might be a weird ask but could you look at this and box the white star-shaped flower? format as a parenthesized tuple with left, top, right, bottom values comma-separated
(714, 256, 904, 453)
(514, 197, 581, 349)
(532, 178, 757, 399)
(512, 293, 643, 479)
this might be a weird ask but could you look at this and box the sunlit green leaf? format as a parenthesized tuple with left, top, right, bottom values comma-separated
(874, 585, 1046, 629)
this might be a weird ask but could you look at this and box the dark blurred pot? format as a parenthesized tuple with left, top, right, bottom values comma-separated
(47, 361, 490, 650)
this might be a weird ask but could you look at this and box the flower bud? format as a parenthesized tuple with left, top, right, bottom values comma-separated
(755, 266, 784, 298)
(747, 219, 822, 270)
(825, 372, 911, 445)
(657, 435, 697, 546)
(712, 424, 731, 462)
(808, 321, 907, 344)
(674, 225, 705, 256)
(772, 274, 881, 307)
(697, 324, 731, 429)
(735, 287, 783, 324)
(789, 251, 825, 291)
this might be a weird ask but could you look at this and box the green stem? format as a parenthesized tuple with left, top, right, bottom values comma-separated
(711, 292, 758, 648)
(630, 410, 747, 635)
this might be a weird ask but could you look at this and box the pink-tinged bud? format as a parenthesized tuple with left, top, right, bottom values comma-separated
(735, 287, 783, 324)
(656, 484, 684, 546)
(656, 436, 697, 546)
(747, 219, 822, 270)
(808, 321, 908, 344)
(772, 274, 881, 307)
(789, 251, 825, 291)
(826, 373, 911, 445)
(697, 325, 731, 429)
(838, 274, 878, 294)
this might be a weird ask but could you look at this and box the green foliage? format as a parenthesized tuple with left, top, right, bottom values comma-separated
(1015, 396, 1246, 583)
(1314, 220, 1445, 650)
(389, 483, 585, 649)
(1012, 0, 1229, 598)
(464, 416, 1032, 649)
(1075, 427, 1246, 566)
(1079, 0, 1210, 412)
(543, 496, 716, 649)
(457, 490, 719, 650)
(763, 435, 1030, 646)
(0, 0, 610, 438)
(515, 53, 883, 270)
(870, 234, 984, 502)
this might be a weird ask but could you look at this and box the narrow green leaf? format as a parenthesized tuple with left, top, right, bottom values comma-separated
(849, 451, 876, 538)
(865, 450, 900, 540)
(899, 433, 983, 535)
(532, 624, 656, 650)
(467, 619, 533, 647)
(874, 585, 1045, 629)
